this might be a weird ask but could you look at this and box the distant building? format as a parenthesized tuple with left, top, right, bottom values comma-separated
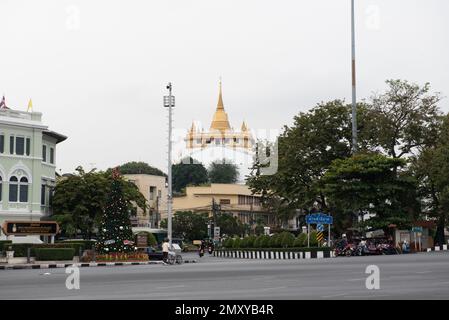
(173, 183, 275, 228)
(0, 105, 66, 241)
(124, 174, 168, 228)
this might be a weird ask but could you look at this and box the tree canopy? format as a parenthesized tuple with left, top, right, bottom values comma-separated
(51, 166, 147, 239)
(118, 161, 166, 176)
(208, 159, 239, 183)
(172, 157, 208, 193)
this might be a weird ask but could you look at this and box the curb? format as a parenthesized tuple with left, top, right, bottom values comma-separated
(0, 259, 197, 270)
(426, 244, 448, 252)
(213, 250, 335, 260)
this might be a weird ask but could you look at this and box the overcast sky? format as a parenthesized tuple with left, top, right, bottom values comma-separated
(1, 0, 448, 174)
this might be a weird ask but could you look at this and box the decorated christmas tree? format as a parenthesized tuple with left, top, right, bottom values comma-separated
(97, 167, 135, 253)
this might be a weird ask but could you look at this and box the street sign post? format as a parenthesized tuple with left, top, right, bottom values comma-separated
(305, 214, 333, 248)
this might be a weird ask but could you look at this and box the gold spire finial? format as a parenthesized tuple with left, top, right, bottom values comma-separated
(217, 78, 224, 110)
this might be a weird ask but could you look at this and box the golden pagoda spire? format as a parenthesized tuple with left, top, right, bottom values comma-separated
(217, 78, 224, 110)
(210, 79, 231, 132)
(241, 121, 248, 132)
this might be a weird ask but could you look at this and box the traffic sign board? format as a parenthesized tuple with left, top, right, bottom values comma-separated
(306, 213, 333, 225)
(317, 224, 324, 232)
(411, 226, 423, 233)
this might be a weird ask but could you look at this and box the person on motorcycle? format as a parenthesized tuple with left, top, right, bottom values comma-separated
(208, 240, 214, 254)
(199, 240, 205, 257)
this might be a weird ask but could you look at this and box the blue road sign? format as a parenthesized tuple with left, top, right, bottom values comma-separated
(305, 213, 333, 225)
(411, 226, 423, 233)
(317, 224, 324, 232)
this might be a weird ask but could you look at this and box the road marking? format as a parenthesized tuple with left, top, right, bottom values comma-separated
(415, 271, 432, 274)
(155, 285, 186, 290)
(261, 286, 287, 291)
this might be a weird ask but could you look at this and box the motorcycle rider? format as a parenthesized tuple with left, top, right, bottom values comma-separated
(199, 240, 205, 257)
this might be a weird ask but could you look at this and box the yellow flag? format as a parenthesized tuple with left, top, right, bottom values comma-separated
(27, 99, 33, 112)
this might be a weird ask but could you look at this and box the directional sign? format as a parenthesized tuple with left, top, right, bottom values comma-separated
(305, 213, 333, 225)
(317, 224, 324, 232)
(411, 226, 423, 233)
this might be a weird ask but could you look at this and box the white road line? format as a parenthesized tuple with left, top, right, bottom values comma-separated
(346, 278, 364, 282)
(415, 271, 432, 274)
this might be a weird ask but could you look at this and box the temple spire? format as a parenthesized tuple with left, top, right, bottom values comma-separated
(217, 79, 224, 110)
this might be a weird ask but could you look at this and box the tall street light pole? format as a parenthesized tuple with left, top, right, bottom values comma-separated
(164, 83, 175, 247)
(351, 0, 358, 154)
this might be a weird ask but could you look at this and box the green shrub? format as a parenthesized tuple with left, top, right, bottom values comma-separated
(34, 248, 75, 261)
(58, 240, 96, 250)
(280, 232, 295, 248)
(233, 238, 241, 249)
(224, 238, 234, 248)
(309, 231, 318, 247)
(254, 225, 264, 236)
(10, 244, 34, 257)
(0, 240, 13, 252)
(260, 235, 271, 248)
(246, 236, 256, 248)
(240, 237, 248, 248)
(253, 236, 262, 248)
(293, 233, 307, 247)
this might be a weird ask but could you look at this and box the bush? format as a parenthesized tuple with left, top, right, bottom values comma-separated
(260, 235, 271, 248)
(240, 237, 248, 248)
(294, 233, 307, 247)
(224, 238, 234, 248)
(246, 236, 256, 248)
(309, 231, 318, 247)
(10, 244, 34, 257)
(233, 238, 241, 249)
(59, 240, 96, 250)
(34, 248, 75, 261)
(0, 240, 12, 252)
(253, 236, 262, 248)
(280, 232, 295, 248)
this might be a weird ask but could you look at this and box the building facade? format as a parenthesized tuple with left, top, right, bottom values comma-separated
(124, 174, 168, 228)
(173, 183, 275, 228)
(0, 107, 66, 241)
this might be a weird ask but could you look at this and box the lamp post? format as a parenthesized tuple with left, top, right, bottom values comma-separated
(351, 0, 358, 153)
(164, 83, 175, 247)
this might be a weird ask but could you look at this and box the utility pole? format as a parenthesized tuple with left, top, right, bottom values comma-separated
(351, 0, 358, 153)
(164, 83, 175, 247)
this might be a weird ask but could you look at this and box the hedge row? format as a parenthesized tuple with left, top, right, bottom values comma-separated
(6, 243, 90, 257)
(0, 240, 13, 252)
(34, 248, 75, 261)
(222, 231, 320, 249)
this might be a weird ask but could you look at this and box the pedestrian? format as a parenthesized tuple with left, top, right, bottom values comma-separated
(162, 238, 170, 263)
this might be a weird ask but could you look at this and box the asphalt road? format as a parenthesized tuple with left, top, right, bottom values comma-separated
(1, 252, 448, 299)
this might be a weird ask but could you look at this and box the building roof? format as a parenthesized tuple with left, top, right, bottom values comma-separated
(185, 183, 259, 197)
(43, 130, 68, 144)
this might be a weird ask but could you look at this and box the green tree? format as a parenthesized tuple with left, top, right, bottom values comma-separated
(368, 79, 442, 159)
(172, 157, 208, 193)
(322, 153, 418, 234)
(160, 211, 208, 241)
(413, 114, 449, 244)
(208, 159, 239, 183)
(96, 169, 135, 253)
(52, 166, 147, 239)
(118, 161, 165, 176)
(216, 213, 244, 237)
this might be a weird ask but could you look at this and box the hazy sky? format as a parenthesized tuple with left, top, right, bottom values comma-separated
(1, 0, 448, 174)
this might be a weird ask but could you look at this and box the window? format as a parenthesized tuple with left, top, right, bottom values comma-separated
(215, 139, 221, 145)
(19, 177, 29, 202)
(0, 134, 4, 153)
(196, 138, 202, 144)
(16, 137, 25, 155)
(149, 186, 156, 200)
(9, 176, 29, 203)
(26, 138, 31, 156)
(41, 184, 46, 205)
(42, 145, 47, 162)
(10, 136, 14, 154)
(50, 147, 55, 164)
(9, 176, 18, 202)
